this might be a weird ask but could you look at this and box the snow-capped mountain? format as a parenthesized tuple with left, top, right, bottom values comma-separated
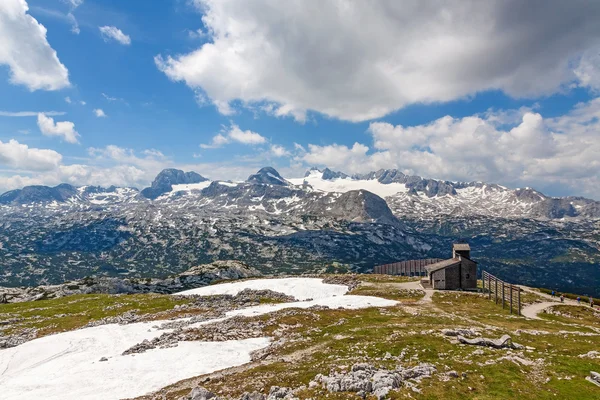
(1, 167, 599, 296)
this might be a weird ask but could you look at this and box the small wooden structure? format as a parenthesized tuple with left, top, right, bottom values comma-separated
(425, 244, 477, 290)
(373, 243, 478, 291)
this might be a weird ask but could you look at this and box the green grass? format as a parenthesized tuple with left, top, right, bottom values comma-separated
(539, 305, 600, 329)
(538, 288, 599, 304)
(0, 293, 192, 337)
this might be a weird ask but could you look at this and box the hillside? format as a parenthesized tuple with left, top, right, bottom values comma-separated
(1, 167, 599, 296)
(1, 275, 599, 399)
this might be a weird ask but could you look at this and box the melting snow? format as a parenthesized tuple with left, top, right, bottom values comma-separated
(0, 278, 397, 400)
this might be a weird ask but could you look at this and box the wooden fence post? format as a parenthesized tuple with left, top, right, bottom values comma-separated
(488, 274, 491, 299)
(495, 278, 498, 304)
(482, 271, 485, 293)
(510, 284, 513, 314)
(517, 288, 521, 316)
(502, 281, 505, 309)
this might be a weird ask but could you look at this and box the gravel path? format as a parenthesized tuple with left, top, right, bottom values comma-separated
(518, 286, 588, 319)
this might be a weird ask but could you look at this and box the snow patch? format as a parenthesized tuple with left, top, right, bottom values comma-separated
(289, 171, 409, 198)
(171, 181, 212, 192)
(0, 278, 397, 400)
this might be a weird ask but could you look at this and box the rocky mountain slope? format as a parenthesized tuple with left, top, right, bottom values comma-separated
(0, 167, 599, 296)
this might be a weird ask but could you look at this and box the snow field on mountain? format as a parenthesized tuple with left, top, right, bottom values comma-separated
(289, 171, 410, 198)
(0, 278, 397, 400)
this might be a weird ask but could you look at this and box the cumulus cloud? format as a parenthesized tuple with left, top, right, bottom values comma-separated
(0, 0, 70, 91)
(99, 26, 131, 45)
(93, 108, 107, 117)
(0, 142, 290, 194)
(297, 98, 600, 198)
(156, 0, 600, 122)
(200, 123, 267, 148)
(0, 139, 62, 171)
(37, 113, 80, 143)
(270, 144, 290, 157)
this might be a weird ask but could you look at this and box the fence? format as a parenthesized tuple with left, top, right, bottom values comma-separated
(481, 270, 521, 316)
(373, 258, 443, 277)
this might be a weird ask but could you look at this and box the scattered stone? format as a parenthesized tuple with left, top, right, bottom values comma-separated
(457, 334, 521, 349)
(442, 328, 480, 337)
(187, 387, 218, 400)
(99, 357, 108, 362)
(181, 386, 297, 400)
(311, 362, 436, 399)
(0, 328, 38, 349)
(587, 371, 600, 387)
(579, 351, 600, 359)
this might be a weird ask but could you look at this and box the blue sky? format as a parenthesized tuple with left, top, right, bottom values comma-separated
(1, 0, 600, 198)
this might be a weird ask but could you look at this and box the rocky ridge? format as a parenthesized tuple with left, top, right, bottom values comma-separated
(0, 260, 261, 303)
(1, 166, 600, 296)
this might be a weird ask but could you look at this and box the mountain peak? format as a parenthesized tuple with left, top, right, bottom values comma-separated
(247, 167, 289, 186)
(0, 184, 77, 205)
(141, 169, 208, 199)
(303, 167, 349, 180)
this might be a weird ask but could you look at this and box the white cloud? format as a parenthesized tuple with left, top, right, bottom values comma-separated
(93, 108, 107, 117)
(64, 0, 83, 8)
(297, 97, 600, 198)
(0, 139, 62, 171)
(67, 12, 79, 34)
(0, 0, 70, 91)
(157, 0, 600, 122)
(80, 100, 86, 105)
(65, 96, 71, 103)
(0, 111, 65, 117)
(99, 26, 131, 45)
(270, 144, 290, 157)
(37, 113, 80, 143)
(102, 93, 117, 101)
(574, 47, 600, 93)
(101, 93, 128, 105)
(200, 123, 267, 148)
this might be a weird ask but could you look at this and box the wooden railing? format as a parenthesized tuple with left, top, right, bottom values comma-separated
(481, 270, 521, 316)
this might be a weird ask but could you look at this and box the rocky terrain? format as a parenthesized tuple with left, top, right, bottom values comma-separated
(1, 166, 599, 296)
(0, 260, 261, 303)
(1, 274, 599, 399)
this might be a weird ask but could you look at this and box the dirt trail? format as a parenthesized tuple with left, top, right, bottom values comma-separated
(518, 286, 589, 319)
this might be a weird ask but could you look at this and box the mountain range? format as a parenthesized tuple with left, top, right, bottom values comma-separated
(1, 167, 599, 296)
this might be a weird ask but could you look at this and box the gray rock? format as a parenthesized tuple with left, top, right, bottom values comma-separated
(311, 362, 435, 397)
(457, 334, 518, 349)
(188, 387, 218, 400)
(267, 386, 294, 399)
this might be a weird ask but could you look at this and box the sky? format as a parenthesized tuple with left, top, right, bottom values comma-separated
(1, 0, 600, 199)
